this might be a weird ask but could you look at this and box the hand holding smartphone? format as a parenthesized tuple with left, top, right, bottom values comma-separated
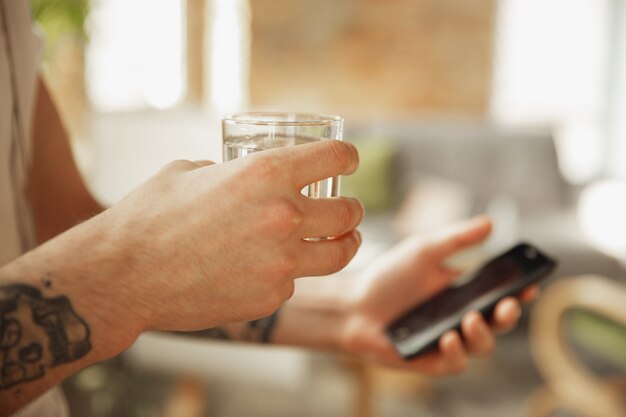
(386, 243, 557, 360)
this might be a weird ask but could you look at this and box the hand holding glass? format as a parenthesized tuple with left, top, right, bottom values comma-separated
(222, 113, 344, 199)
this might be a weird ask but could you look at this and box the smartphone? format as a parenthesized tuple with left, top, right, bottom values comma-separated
(386, 242, 557, 360)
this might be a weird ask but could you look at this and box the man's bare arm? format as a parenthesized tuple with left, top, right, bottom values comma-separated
(0, 221, 142, 417)
(27, 78, 103, 244)
(26, 77, 361, 352)
(2, 81, 362, 414)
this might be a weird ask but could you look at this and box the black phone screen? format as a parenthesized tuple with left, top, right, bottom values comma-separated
(386, 243, 557, 359)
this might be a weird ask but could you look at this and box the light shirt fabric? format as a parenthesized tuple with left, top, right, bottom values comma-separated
(1, 0, 69, 416)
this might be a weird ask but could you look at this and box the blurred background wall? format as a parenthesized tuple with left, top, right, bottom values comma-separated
(248, 0, 495, 116)
(38, 0, 618, 186)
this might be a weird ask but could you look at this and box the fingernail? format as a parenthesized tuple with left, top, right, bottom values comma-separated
(502, 298, 521, 320)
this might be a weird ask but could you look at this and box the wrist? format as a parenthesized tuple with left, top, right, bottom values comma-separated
(68, 212, 148, 355)
(11, 213, 145, 360)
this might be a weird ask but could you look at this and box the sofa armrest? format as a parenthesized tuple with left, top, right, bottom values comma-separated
(529, 276, 626, 417)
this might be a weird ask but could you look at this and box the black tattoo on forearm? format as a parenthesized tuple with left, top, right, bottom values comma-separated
(0, 284, 91, 389)
(184, 309, 282, 344)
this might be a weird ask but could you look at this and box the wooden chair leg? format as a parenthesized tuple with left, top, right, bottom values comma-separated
(342, 358, 373, 417)
(353, 361, 372, 417)
(162, 375, 206, 417)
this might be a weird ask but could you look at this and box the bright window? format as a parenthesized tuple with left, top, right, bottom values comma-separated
(606, 1, 626, 178)
(86, 0, 185, 111)
(491, 0, 612, 183)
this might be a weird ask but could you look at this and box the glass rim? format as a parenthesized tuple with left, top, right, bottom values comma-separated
(222, 112, 343, 127)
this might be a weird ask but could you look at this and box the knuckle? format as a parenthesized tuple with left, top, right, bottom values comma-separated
(273, 253, 298, 280)
(193, 160, 215, 167)
(275, 199, 304, 227)
(264, 284, 292, 313)
(161, 159, 193, 173)
(279, 281, 296, 303)
(263, 199, 303, 236)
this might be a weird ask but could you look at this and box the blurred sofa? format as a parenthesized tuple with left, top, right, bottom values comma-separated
(345, 119, 624, 280)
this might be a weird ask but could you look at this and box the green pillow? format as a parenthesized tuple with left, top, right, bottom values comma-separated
(341, 138, 396, 213)
(567, 309, 626, 371)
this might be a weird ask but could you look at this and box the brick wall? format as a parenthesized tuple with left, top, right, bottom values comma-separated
(249, 0, 495, 117)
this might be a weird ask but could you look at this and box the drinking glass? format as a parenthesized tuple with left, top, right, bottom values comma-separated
(222, 112, 344, 198)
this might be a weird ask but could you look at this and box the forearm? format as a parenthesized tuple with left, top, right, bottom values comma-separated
(0, 216, 140, 416)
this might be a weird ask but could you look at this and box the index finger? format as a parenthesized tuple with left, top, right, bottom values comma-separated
(423, 215, 493, 260)
(262, 140, 359, 188)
